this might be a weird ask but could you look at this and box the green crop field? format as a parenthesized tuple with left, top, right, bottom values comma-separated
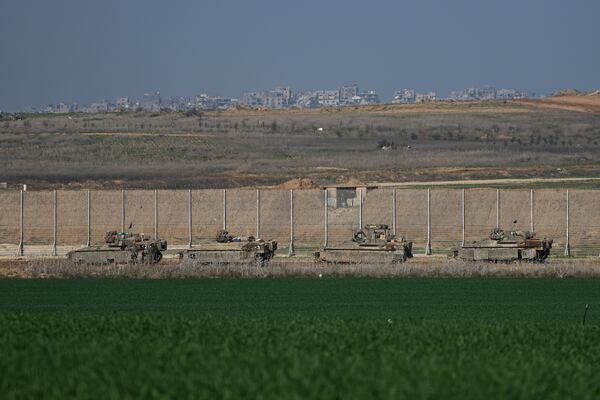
(1, 278, 600, 399)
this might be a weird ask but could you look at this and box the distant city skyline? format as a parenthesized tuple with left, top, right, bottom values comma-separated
(13, 84, 532, 114)
(1, 0, 599, 111)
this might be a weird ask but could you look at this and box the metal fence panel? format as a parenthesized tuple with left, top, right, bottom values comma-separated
(293, 189, 323, 248)
(0, 187, 598, 257)
(363, 189, 394, 231)
(124, 190, 155, 237)
(533, 189, 567, 252)
(0, 191, 20, 245)
(192, 189, 223, 242)
(57, 191, 87, 245)
(498, 189, 531, 232)
(90, 190, 121, 245)
(157, 190, 188, 246)
(464, 189, 496, 242)
(431, 189, 461, 252)
(395, 189, 427, 251)
(570, 190, 600, 256)
(23, 191, 53, 245)
(260, 190, 290, 244)
(327, 188, 360, 246)
(226, 189, 256, 238)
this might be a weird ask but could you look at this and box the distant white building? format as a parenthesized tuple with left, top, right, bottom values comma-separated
(415, 92, 437, 102)
(242, 92, 263, 107)
(55, 103, 71, 113)
(355, 91, 380, 104)
(195, 94, 235, 110)
(339, 84, 359, 104)
(295, 91, 319, 108)
(448, 87, 528, 101)
(141, 92, 161, 112)
(392, 89, 416, 104)
(89, 101, 110, 113)
(274, 87, 292, 106)
(316, 90, 339, 106)
(116, 97, 130, 110)
(264, 91, 285, 109)
(242, 87, 291, 108)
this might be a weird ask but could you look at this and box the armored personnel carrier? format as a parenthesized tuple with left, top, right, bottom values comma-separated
(315, 224, 413, 264)
(455, 228, 552, 262)
(67, 231, 167, 264)
(180, 230, 278, 266)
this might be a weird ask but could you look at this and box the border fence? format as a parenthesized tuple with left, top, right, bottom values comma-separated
(0, 188, 599, 257)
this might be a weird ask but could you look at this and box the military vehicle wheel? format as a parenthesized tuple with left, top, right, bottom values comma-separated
(142, 249, 162, 264)
(128, 252, 138, 264)
(353, 230, 366, 243)
(255, 256, 265, 268)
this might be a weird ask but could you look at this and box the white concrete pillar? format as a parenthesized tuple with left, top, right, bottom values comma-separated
(51, 190, 57, 256)
(564, 190, 571, 257)
(496, 189, 500, 228)
(256, 189, 260, 238)
(188, 189, 193, 248)
(461, 188, 465, 246)
(288, 189, 294, 256)
(154, 190, 159, 239)
(425, 188, 432, 255)
(223, 189, 227, 230)
(121, 189, 125, 232)
(530, 189, 534, 232)
(324, 189, 329, 248)
(86, 190, 91, 246)
(392, 189, 397, 237)
(17, 190, 24, 256)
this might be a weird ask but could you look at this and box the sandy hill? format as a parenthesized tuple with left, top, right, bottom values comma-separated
(520, 89, 600, 113)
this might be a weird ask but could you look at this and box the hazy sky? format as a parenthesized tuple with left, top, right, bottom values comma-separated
(1, 0, 599, 110)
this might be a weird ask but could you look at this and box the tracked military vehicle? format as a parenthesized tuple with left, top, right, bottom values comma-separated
(180, 230, 277, 266)
(455, 228, 552, 262)
(67, 231, 167, 264)
(315, 224, 413, 264)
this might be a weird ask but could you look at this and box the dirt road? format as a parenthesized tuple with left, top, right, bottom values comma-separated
(368, 176, 600, 188)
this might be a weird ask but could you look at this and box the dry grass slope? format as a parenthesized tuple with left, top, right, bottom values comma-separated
(2, 100, 600, 188)
(7, 258, 600, 279)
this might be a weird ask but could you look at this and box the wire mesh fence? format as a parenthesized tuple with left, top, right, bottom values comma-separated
(0, 188, 598, 257)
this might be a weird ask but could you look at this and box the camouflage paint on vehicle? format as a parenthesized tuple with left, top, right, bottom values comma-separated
(315, 224, 413, 264)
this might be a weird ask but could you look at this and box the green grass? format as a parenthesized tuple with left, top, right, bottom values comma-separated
(1, 279, 600, 399)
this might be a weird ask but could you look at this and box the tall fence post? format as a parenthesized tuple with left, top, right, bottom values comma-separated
(324, 189, 329, 248)
(530, 189, 534, 232)
(17, 190, 24, 257)
(496, 189, 500, 228)
(51, 190, 57, 256)
(121, 189, 125, 232)
(358, 188, 363, 230)
(86, 190, 91, 247)
(223, 189, 227, 230)
(425, 188, 432, 255)
(392, 189, 397, 237)
(564, 189, 571, 257)
(188, 189, 193, 248)
(256, 189, 260, 238)
(288, 189, 295, 256)
(461, 188, 465, 247)
(154, 190, 159, 239)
